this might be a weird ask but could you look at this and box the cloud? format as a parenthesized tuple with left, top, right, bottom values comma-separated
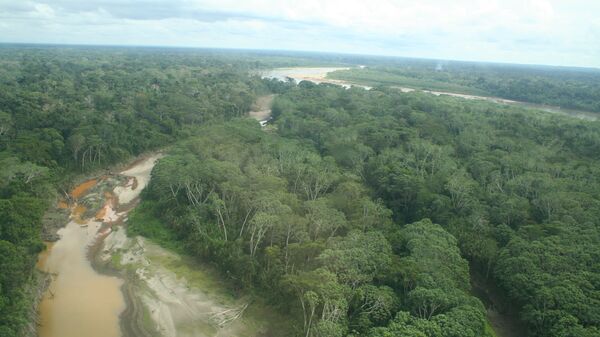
(0, 0, 598, 67)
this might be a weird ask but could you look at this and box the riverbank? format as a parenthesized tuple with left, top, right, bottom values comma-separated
(40, 153, 159, 242)
(249, 94, 275, 124)
(35, 154, 161, 337)
(35, 151, 291, 337)
(264, 66, 599, 121)
(100, 230, 290, 337)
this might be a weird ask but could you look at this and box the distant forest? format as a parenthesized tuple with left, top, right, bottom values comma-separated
(329, 60, 600, 113)
(1, 46, 600, 337)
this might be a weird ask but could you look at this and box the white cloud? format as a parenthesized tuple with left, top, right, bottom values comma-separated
(0, 0, 598, 67)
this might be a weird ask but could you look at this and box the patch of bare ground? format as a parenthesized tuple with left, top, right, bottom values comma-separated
(101, 231, 291, 337)
(249, 94, 275, 122)
(37, 151, 291, 337)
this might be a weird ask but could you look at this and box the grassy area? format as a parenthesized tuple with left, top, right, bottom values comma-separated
(110, 251, 122, 269)
(145, 247, 231, 299)
(127, 200, 179, 251)
(485, 321, 500, 337)
(139, 303, 161, 337)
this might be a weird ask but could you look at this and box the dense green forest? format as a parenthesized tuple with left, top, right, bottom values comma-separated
(132, 78, 600, 337)
(271, 83, 600, 336)
(329, 61, 600, 112)
(137, 80, 600, 336)
(132, 119, 492, 337)
(0, 46, 277, 336)
(2, 45, 600, 337)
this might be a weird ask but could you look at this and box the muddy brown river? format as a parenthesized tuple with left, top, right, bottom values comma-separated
(35, 153, 284, 337)
(37, 223, 125, 337)
(36, 155, 161, 337)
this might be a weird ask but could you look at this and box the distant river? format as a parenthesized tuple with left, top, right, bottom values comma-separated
(262, 67, 598, 121)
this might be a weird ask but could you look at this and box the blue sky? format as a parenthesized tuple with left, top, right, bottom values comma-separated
(1, 0, 599, 68)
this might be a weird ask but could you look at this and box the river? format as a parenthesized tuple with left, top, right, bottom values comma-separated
(36, 153, 288, 337)
(36, 154, 161, 337)
(261, 67, 598, 121)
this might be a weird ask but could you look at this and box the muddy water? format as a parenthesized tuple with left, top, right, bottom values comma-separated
(37, 221, 125, 337)
(261, 67, 372, 89)
(37, 154, 162, 337)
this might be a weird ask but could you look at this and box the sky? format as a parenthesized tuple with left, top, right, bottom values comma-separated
(1, 0, 599, 68)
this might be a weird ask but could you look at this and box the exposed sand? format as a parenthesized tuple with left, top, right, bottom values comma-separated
(262, 67, 349, 83)
(38, 152, 285, 337)
(249, 94, 275, 123)
(102, 153, 279, 337)
(113, 156, 160, 205)
(37, 154, 162, 337)
(102, 233, 266, 337)
(262, 67, 371, 89)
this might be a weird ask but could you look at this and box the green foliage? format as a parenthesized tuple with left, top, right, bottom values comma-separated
(0, 46, 272, 335)
(271, 81, 600, 336)
(4, 46, 600, 337)
(137, 118, 490, 336)
(330, 63, 600, 112)
(0, 47, 269, 171)
(127, 201, 179, 250)
(0, 158, 50, 334)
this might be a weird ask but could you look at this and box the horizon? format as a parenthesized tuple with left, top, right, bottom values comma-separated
(1, 0, 599, 69)
(2, 41, 600, 72)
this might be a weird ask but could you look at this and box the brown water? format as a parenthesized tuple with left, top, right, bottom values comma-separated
(37, 220, 125, 337)
(36, 155, 162, 337)
(261, 67, 368, 89)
